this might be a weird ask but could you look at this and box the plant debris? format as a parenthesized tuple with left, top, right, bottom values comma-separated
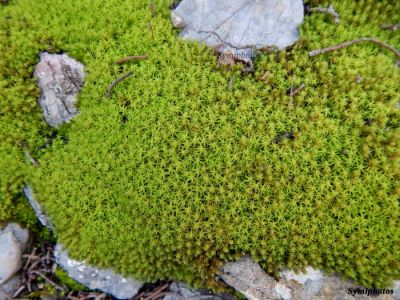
(309, 37, 400, 60)
(380, 23, 399, 32)
(133, 281, 172, 300)
(306, 4, 340, 24)
(13, 245, 62, 298)
(288, 83, 305, 97)
(274, 132, 295, 144)
(106, 71, 134, 98)
(11, 243, 116, 300)
(115, 55, 148, 65)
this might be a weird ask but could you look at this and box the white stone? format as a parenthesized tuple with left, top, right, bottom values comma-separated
(0, 224, 29, 285)
(219, 256, 280, 300)
(54, 245, 143, 299)
(23, 186, 54, 231)
(34, 52, 84, 128)
(0, 275, 21, 299)
(171, 0, 304, 61)
(281, 267, 324, 285)
(220, 258, 400, 300)
(275, 283, 292, 300)
(394, 281, 400, 300)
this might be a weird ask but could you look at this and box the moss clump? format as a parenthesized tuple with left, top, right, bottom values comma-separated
(55, 268, 89, 292)
(1, 0, 399, 290)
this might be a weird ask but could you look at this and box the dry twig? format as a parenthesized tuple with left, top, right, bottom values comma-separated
(12, 285, 26, 298)
(30, 270, 66, 291)
(143, 283, 169, 300)
(259, 71, 271, 82)
(380, 24, 400, 32)
(106, 71, 134, 98)
(227, 75, 235, 90)
(309, 37, 400, 60)
(115, 55, 148, 65)
(288, 84, 305, 97)
(306, 4, 340, 23)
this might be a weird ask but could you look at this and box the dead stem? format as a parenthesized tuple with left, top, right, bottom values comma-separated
(227, 75, 235, 90)
(12, 285, 26, 299)
(309, 37, 400, 60)
(144, 283, 169, 300)
(380, 23, 400, 32)
(106, 71, 134, 98)
(306, 4, 340, 23)
(115, 55, 148, 65)
(289, 84, 305, 97)
(30, 270, 66, 291)
(259, 71, 271, 82)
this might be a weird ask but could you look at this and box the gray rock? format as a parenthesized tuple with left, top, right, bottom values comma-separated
(54, 244, 143, 299)
(23, 186, 54, 231)
(281, 267, 323, 298)
(0, 275, 21, 300)
(0, 224, 29, 285)
(164, 282, 203, 299)
(394, 281, 400, 300)
(280, 268, 400, 300)
(164, 282, 235, 300)
(34, 52, 84, 128)
(219, 256, 283, 300)
(171, 0, 304, 61)
(220, 258, 400, 300)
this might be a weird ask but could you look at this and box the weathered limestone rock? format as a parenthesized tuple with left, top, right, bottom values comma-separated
(24, 186, 54, 231)
(54, 245, 143, 299)
(34, 52, 84, 127)
(219, 257, 400, 300)
(171, 0, 304, 61)
(163, 282, 236, 300)
(0, 224, 29, 285)
(0, 275, 21, 300)
(219, 256, 282, 300)
(163, 282, 206, 300)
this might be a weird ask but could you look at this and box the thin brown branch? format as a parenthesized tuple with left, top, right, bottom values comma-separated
(28, 259, 42, 271)
(144, 283, 169, 300)
(67, 291, 80, 300)
(12, 286, 26, 299)
(259, 71, 271, 82)
(25, 151, 39, 166)
(30, 270, 66, 291)
(22, 254, 41, 260)
(309, 37, 400, 60)
(106, 71, 134, 98)
(145, 292, 172, 300)
(227, 75, 235, 90)
(23, 247, 37, 277)
(307, 4, 340, 23)
(380, 23, 400, 32)
(288, 84, 305, 97)
(115, 55, 148, 65)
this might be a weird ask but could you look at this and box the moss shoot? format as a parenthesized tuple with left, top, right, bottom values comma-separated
(1, 0, 399, 290)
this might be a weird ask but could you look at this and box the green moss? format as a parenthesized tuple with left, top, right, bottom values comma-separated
(55, 268, 89, 292)
(1, 0, 399, 290)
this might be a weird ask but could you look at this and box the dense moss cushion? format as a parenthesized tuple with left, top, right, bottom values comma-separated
(1, 0, 399, 289)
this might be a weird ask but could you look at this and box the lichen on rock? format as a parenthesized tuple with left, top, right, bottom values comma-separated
(34, 52, 84, 128)
(171, 0, 304, 61)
